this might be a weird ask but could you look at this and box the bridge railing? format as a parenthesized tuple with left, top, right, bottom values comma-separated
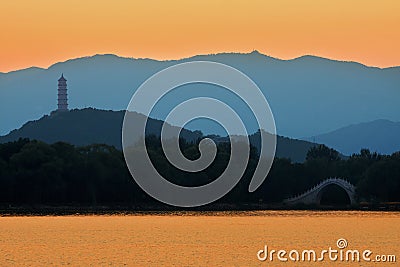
(283, 177, 356, 203)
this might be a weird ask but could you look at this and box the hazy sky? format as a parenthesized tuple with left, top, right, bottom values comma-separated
(1, 0, 399, 72)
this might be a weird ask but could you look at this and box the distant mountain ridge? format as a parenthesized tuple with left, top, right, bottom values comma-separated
(1, 51, 399, 139)
(0, 108, 318, 162)
(304, 119, 400, 155)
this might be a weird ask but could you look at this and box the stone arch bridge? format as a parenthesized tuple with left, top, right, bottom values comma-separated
(283, 178, 356, 206)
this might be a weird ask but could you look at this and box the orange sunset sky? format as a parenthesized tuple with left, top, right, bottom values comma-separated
(1, 0, 399, 72)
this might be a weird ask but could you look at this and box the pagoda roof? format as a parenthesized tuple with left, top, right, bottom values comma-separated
(58, 73, 67, 81)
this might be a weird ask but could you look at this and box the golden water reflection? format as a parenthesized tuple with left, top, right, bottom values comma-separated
(0, 211, 399, 266)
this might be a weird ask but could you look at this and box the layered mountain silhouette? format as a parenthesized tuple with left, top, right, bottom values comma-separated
(304, 119, 400, 155)
(1, 52, 399, 140)
(0, 108, 318, 162)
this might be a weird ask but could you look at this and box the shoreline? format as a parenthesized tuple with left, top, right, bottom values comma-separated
(1, 203, 399, 216)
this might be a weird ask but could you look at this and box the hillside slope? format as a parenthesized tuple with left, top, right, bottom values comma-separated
(304, 119, 400, 155)
(0, 108, 318, 162)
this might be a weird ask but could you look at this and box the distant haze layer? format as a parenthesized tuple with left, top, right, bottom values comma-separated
(1, 52, 399, 139)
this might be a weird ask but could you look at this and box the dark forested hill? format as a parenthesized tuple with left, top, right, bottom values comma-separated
(0, 108, 319, 162)
(0, 108, 202, 149)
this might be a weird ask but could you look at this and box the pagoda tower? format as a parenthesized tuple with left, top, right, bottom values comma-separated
(57, 74, 68, 111)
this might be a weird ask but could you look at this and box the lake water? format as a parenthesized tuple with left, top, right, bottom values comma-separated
(0, 211, 399, 266)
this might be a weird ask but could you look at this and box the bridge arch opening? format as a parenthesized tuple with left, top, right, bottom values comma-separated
(318, 184, 351, 206)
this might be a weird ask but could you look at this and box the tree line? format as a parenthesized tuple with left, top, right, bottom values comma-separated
(0, 138, 399, 207)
